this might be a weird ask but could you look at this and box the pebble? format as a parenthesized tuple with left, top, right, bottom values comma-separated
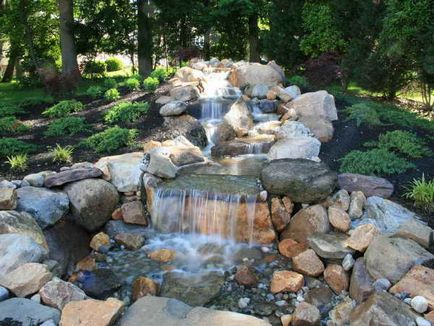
(275, 300, 287, 307)
(261, 247, 271, 253)
(342, 254, 355, 271)
(373, 278, 391, 292)
(0, 287, 9, 301)
(296, 294, 304, 302)
(411, 296, 428, 313)
(238, 297, 250, 309)
(31, 294, 41, 303)
(266, 294, 275, 301)
(0, 180, 16, 188)
(404, 298, 412, 304)
(416, 317, 431, 326)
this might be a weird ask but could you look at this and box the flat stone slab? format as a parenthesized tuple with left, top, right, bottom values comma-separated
(0, 298, 60, 326)
(44, 168, 102, 188)
(308, 233, 354, 259)
(338, 173, 394, 198)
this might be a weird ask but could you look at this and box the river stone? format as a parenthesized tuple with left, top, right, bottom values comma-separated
(0, 180, 16, 189)
(293, 249, 325, 277)
(267, 137, 321, 161)
(0, 298, 60, 326)
(271, 197, 291, 232)
(77, 269, 121, 300)
(64, 179, 119, 232)
(44, 220, 90, 276)
(364, 236, 434, 283)
(276, 121, 313, 140)
(162, 115, 208, 148)
(250, 84, 270, 99)
(324, 264, 349, 294)
(258, 99, 278, 113)
(0, 234, 47, 275)
(170, 84, 200, 102)
(95, 152, 143, 193)
(44, 167, 102, 188)
(146, 147, 178, 178)
(211, 137, 274, 158)
(234, 265, 258, 287)
(104, 220, 148, 238)
(160, 101, 187, 116)
(338, 173, 394, 198)
(281, 205, 330, 244)
(349, 258, 374, 303)
(121, 296, 271, 326)
(328, 207, 351, 232)
(350, 292, 419, 326)
(39, 277, 87, 310)
(132, 277, 158, 301)
(261, 159, 337, 203)
(308, 233, 353, 259)
(348, 191, 366, 219)
(284, 85, 301, 99)
(329, 189, 350, 211)
(23, 171, 55, 187)
(223, 98, 254, 137)
(304, 287, 334, 315)
(16, 187, 69, 229)
(278, 238, 308, 258)
(393, 219, 433, 249)
(229, 62, 283, 88)
(169, 146, 205, 167)
(270, 270, 304, 293)
(328, 297, 354, 326)
(345, 224, 379, 252)
(160, 271, 224, 306)
(114, 233, 144, 250)
(0, 210, 47, 247)
(292, 302, 321, 326)
(0, 188, 17, 209)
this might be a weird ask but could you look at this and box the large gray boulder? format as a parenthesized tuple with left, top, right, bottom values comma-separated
(169, 84, 200, 102)
(162, 115, 208, 148)
(16, 187, 69, 229)
(223, 98, 254, 137)
(267, 137, 321, 161)
(0, 298, 60, 326)
(64, 179, 119, 232)
(261, 159, 337, 203)
(160, 101, 187, 117)
(229, 62, 284, 88)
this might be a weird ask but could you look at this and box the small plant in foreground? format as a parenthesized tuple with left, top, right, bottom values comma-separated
(6, 154, 28, 171)
(103, 78, 118, 89)
(86, 85, 104, 99)
(0, 138, 36, 159)
(104, 102, 149, 124)
(340, 148, 415, 176)
(51, 144, 74, 163)
(124, 78, 141, 91)
(43, 100, 84, 118)
(374, 130, 431, 159)
(0, 104, 24, 118)
(143, 77, 159, 91)
(345, 103, 382, 127)
(404, 174, 434, 212)
(105, 88, 121, 101)
(105, 57, 123, 72)
(150, 67, 169, 82)
(81, 126, 138, 153)
(0, 116, 28, 134)
(44, 117, 89, 137)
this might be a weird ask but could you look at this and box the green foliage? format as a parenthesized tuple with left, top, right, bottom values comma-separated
(6, 154, 28, 171)
(0, 138, 36, 159)
(143, 77, 159, 91)
(373, 131, 431, 159)
(345, 103, 382, 127)
(404, 174, 434, 211)
(340, 148, 414, 176)
(81, 126, 138, 154)
(104, 88, 121, 101)
(104, 102, 149, 124)
(84, 60, 107, 76)
(42, 100, 85, 118)
(124, 78, 141, 91)
(86, 85, 104, 98)
(0, 117, 29, 134)
(51, 144, 74, 163)
(287, 75, 308, 88)
(0, 105, 25, 118)
(44, 117, 89, 137)
(105, 57, 124, 72)
(103, 78, 118, 89)
(150, 67, 169, 82)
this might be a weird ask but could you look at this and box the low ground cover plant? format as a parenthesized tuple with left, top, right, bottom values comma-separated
(104, 102, 149, 124)
(81, 126, 138, 153)
(44, 117, 89, 137)
(150, 67, 169, 82)
(345, 103, 382, 127)
(105, 57, 123, 72)
(0, 138, 36, 158)
(42, 100, 84, 118)
(124, 78, 141, 91)
(86, 85, 104, 98)
(0, 104, 25, 118)
(404, 174, 434, 212)
(51, 144, 74, 163)
(105, 88, 121, 101)
(103, 78, 118, 89)
(6, 154, 28, 171)
(0, 116, 28, 134)
(84, 60, 106, 77)
(143, 77, 159, 91)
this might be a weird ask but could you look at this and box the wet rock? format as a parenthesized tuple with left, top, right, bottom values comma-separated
(174, 67, 206, 83)
(261, 159, 337, 203)
(77, 269, 121, 299)
(169, 146, 205, 167)
(338, 173, 394, 198)
(328, 207, 350, 232)
(23, 171, 55, 187)
(282, 205, 330, 244)
(270, 270, 304, 293)
(65, 179, 119, 232)
(44, 167, 102, 188)
(278, 238, 308, 258)
(271, 197, 291, 232)
(305, 287, 334, 315)
(345, 224, 379, 252)
(223, 98, 254, 137)
(0, 298, 60, 326)
(292, 302, 321, 326)
(350, 292, 419, 326)
(39, 277, 87, 310)
(146, 147, 178, 178)
(284, 85, 301, 99)
(229, 62, 284, 88)
(348, 191, 365, 219)
(0, 210, 46, 247)
(267, 137, 321, 161)
(349, 258, 374, 303)
(324, 264, 349, 294)
(250, 84, 270, 99)
(390, 265, 434, 310)
(0, 286, 8, 301)
(0, 234, 47, 275)
(0, 263, 52, 297)
(90, 232, 110, 251)
(104, 220, 148, 238)
(149, 248, 176, 263)
(114, 233, 144, 250)
(328, 297, 355, 326)
(160, 101, 187, 116)
(160, 271, 224, 306)
(60, 297, 124, 326)
(258, 99, 278, 113)
(364, 236, 434, 283)
(170, 84, 200, 102)
(308, 233, 353, 259)
(132, 277, 158, 302)
(235, 265, 258, 287)
(372, 278, 391, 292)
(393, 219, 433, 249)
(211, 137, 274, 158)
(16, 187, 69, 229)
(342, 254, 355, 271)
(215, 122, 237, 142)
(275, 121, 313, 140)
(0, 188, 17, 210)
(162, 115, 208, 148)
(121, 201, 148, 226)
(293, 249, 325, 277)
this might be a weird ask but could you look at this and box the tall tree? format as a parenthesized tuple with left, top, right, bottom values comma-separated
(137, 0, 153, 77)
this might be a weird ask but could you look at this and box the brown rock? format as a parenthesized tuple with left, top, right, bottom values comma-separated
(111, 208, 123, 220)
(329, 189, 350, 211)
(235, 265, 258, 287)
(348, 191, 366, 219)
(270, 270, 304, 293)
(278, 239, 308, 258)
(328, 297, 355, 326)
(121, 201, 147, 225)
(345, 224, 379, 252)
(132, 277, 158, 302)
(338, 173, 394, 198)
(282, 196, 294, 214)
(324, 264, 349, 294)
(44, 168, 103, 188)
(393, 219, 433, 249)
(114, 233, 144, 250)
(90, 232, 110, 251)
(349, 258, 374, 303)
(0, 188, 17, 210)
(39, 277, 87, 310)
(390, 265, 434, 310)
(304, 287, 334, 314)
(267, 89, 277, 100)
(425, 311, 434, 325)
(293, 249, 325, 277)
(328, 207, 350, 232)
(280, 314, 292, 326)
(60, 298, 124, 326)
(292, 302, 321, 326)
(76, 256, 96, 271)
(149, 249, 176, 263)
(143, 140, 161, 153)
(271, 197, 291, 232)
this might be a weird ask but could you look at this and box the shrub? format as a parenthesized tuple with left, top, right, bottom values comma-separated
(6, 154, 28, 171)
(81, 126, 138, 153)
(104, 102, 149, 124)
(374, 130, 431, 159)
(345, 103, 382, 127)
(150, 67, 169, 82)
(143, 77, 159, 91)
(84, 60, 106, 76)
(404, 174, 434, 212)
(287, 75, 308, 88)
(124, 78, 141, 91)
(105, 88, 121, 102)
(44, 117, 89, 137)
(105, 57, 123, 72)
(43, 100, 84, 118)
(339, 148, 415, 176)
(0, 104, 24, 118)
(0, 117, 28, 134)
(86, 85, 104, 98)
(0, 138, 36, 158)
(51, 144, 74, 163)
(103, 78, 118, 89)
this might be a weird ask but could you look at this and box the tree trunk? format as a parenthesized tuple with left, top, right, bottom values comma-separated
(248, 12, 260, 62)
(137, 0, 153, 77)
(57, 0, 80, 79)
(1, 45, 18, 82)
(203, 30, 211, 60)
